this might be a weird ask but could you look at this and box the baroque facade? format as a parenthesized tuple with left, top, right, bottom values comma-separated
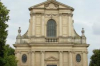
(14, 0, 89, 66)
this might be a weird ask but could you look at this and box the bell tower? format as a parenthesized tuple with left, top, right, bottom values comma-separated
(14, 0, 89, 66)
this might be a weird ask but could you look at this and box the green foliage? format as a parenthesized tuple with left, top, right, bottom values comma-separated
(0, 45, 17, 66)
(0, 1, 9, 57)
(0, 2, 17, 66)
(0, 1, 9, 65)
(3, 45, 17, 66)
(89, 49, 100, 66)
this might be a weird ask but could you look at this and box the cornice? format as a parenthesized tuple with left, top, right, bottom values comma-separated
(13, 43, 89, 47)
(30, 13, 73, 17)
(13, 44, 31, 47)
(29, 0, 74, 11)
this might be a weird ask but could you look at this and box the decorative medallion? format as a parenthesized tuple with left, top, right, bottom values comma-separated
(22, 54, 27, 63)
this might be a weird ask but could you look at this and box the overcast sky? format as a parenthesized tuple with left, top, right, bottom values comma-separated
(1, 0, 100, 65)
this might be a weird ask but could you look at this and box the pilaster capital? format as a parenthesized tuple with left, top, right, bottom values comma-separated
(68, 51, 72, 53)
(68, 13, 73, 17)
(59, 51, 63, 53)
(59, 13, 73, 17)
(82, 51, 88, 54)
(31, 13, 44, 16)
(31, 51, 35, 53)
(72, 51, 76, 54)
(27, 51, 32, 54)
(14, 51, 17, 54)
(15, 51, 21, 54)
(59, 13, 62, 16)
(40, 51, 45, 54)
(85, 51, 88, 54)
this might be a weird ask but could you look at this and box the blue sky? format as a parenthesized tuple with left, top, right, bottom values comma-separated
(1, 0, 100, 65)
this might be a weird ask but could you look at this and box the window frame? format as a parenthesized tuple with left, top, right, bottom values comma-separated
(47, 19, 57, 37)
(76, 54, 81, 62)
(22, 54, 27, 63)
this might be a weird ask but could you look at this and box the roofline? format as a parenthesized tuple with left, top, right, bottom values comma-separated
(29, 0, 74, 11)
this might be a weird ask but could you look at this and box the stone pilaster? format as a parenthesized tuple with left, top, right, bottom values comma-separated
(68, 51, 73, 66)
(28, 51, 31, 66)
(32, 15, 36, 36)
(59, 14, 62, 36)
(29, 18, 32, 36)
(82, 51, 85, 66)
(59, 51, 63, 66)
(28, 14, 33, 36)
(16, 51, 21, 66)
(72, 51, 75, 66)
(31, 51, 35, 66)
(41, 51, 45, 66)
(86, 51, 88, 66)
(42, 15, 45, 36)
(68, 15, 72, 36)
(83, 51, 88, 66)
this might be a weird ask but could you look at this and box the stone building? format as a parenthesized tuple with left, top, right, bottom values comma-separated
(14, 0, 89, 66)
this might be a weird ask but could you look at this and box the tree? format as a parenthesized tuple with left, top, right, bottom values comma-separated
(0, 1, 9, 57)
(89, 49, 100, 66)
(0, 1, 9, 65)
(0, 44, 18, 66)
(3, 44, 17, 66)
(0, 2, 17, 66)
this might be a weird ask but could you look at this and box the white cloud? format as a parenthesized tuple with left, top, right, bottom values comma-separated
(92, 18, 100, 35)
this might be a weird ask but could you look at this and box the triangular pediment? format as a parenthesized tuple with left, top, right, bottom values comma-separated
(45, 56, 59, 61)
(29, 0, 74, 10)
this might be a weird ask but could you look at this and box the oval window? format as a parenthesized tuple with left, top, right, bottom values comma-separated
(76, 54, 81, 62)
(22, 54, 27, 63)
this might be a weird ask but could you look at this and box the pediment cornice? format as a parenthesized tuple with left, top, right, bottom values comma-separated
(29, 0, 74, 11)
(45, 56, 59, 61)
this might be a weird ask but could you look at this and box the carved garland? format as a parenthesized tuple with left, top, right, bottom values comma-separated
(30, 12, 73, 17)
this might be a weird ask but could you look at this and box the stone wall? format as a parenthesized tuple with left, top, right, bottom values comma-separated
(14, 44, 89, 66)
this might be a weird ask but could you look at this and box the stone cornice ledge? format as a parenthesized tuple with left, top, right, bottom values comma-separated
(13, 44, 89, 47)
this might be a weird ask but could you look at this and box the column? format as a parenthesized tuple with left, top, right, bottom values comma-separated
(59, 51, 63, 66)
(59, 14, 62, 36)
(83, 51, 88, 66)
(41, 51, 45, 66)
(42, 14, 45, 36)
(69, 51, 73, 66)
(32, 15, 36, 36)
(31, 51, 35, 66)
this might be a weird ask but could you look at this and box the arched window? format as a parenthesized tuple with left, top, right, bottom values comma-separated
(47, 19, 56, 37)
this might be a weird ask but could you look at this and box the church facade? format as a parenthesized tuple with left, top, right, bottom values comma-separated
(14, 0, 89, 66)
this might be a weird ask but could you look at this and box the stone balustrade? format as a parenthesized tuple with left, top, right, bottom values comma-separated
(45, 37, 58, 42)
(16, 36, 86, 44)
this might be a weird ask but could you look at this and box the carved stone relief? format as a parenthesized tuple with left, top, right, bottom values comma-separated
(45, 3, 59, 9)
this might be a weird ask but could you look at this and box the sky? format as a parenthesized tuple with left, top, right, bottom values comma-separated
(1, 0, 100, 65)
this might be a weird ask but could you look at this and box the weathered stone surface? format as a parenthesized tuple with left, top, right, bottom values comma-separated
(14, 0, 89, 66)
